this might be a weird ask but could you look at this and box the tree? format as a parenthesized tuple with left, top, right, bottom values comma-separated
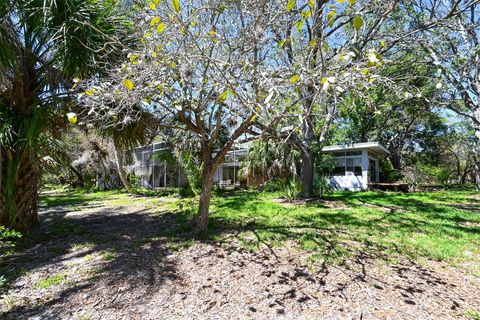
(102, 109, 159, 191)
(79, 0, 284, 231)
(412, 1, 480, 188)
(0, 0, 132, 231)
(334, 51, 441, 176)
(240, 138, 301, 185)
(273, 0, 475, 197)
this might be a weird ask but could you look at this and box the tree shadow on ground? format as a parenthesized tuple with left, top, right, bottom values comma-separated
(2, 190, 478, 318)
(318, 191, 480, 232)
(1, 203, 183, 319)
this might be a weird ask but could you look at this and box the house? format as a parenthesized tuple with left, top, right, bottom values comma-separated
(127, 142, 189, 189)
(127, 140, 390, 192)
(322, 142, 390, 191)
(212, 145, 248, 188)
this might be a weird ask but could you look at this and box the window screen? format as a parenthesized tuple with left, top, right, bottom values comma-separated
(333, 166, 346, 175)
(333, 158, 346, 175)
(345, 151, 362, 156)
(346, 158, 362, 176)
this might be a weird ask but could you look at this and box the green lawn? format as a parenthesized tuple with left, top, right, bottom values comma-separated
(165, 190, 480, 274)
(38, 187, 480, 274)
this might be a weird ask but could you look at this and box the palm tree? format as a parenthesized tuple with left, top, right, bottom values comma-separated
(0, 0, 133, 231)
(240, 139, 301, 185)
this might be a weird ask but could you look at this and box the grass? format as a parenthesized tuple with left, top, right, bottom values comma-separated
(34, 273, 68, 289)
(466, 309, 480, 320)
(102, 250, 116, 261)
(39, 186, 178, 212)
(37, 187, 480, 274)
(173, 189, 480, 272)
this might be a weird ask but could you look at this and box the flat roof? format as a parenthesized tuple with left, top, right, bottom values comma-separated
(322, 142, 390, 156)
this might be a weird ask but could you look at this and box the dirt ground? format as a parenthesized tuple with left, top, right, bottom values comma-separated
(1, 194, 479, 319)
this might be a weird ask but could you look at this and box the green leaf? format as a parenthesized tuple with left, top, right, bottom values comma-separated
(353, 16, 363, 30)
(290, 74, 300, 84)
(308, 0, 314, 11)
(301, 10, 312, 19)
(172, 0, 181, 12)
(286, 0, 296, 11)
(156, 22, 166, 33)
(295, 20, 303, 31)
(219, 90, 229, 103)
(123, 79, 134, 90)
(328, 10, 336, 27)
(150, 16, 161, 26)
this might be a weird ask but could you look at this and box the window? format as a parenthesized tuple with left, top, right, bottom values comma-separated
(332, 151, 346, 157)
(369, 159, 378, 182)
(332, 158, 346, 176)
(333, 166, 346, 175)
(346, 158, 362, 176)
(345, 151, 362, 156)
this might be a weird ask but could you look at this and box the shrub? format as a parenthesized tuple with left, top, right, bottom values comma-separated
(283, 177, 302, 201)
(313, 152, 336, 197)
(262, 179, 284, 192)
(0, 226, 22, 257)
(179, 184, 196, 198)
(314, 176, 334, 196)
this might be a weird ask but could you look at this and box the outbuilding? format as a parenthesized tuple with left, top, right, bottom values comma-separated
(322, 142, 390, 191)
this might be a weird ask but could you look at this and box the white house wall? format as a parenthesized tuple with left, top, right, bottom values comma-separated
(329, 174, 367, 191)
(329, 150, 369, 191)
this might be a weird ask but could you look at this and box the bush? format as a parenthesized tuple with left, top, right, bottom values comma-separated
(404, 163, 454, 186)
(179, 184, 196, 198)
(128, 174, 142, 189)
(283, 177, 302, 201)
(313, 152, 336, 197)
(314, 176, 333, 196)
(379, 157, 399, 182)
(0, 226, 22, 257)
(262, 179, 284, 192)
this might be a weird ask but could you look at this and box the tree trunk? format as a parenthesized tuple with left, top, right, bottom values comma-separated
(69, 164, 85, 188)
(196, 163, 214, 231)
(0, 148, 40, 232)
(112, 139, 132, 191)
(300, 152, 314, 198)
(473, 128, 480, 191)
(389, 147, 402, 178)
(473, 129, 480, 191)
(455, 154, 461, 184)
(474, 159, 480, 191)
(300, 111, 315, 198)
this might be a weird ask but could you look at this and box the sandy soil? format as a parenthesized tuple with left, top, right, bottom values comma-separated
(1, 196, 479, 319)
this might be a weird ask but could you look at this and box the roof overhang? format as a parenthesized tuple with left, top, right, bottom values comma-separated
(322, 142, 390, 156)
